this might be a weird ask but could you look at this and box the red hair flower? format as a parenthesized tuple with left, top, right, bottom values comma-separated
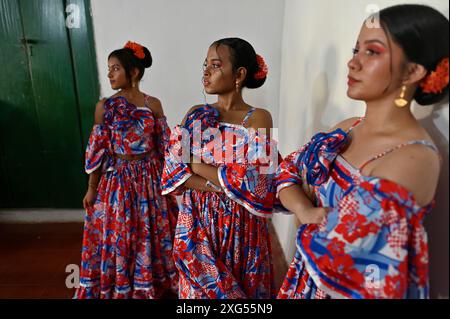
(124, 41, 145, 60)
(420, 57, 449, 94)
(254, 54, 268, 80)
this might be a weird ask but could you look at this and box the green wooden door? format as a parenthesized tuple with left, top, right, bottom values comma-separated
(0, 0, 99, 208)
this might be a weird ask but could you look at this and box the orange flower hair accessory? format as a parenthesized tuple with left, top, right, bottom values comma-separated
(124, 41, 145, 60)
(254, 54, 268, 80)
(420, 57, 449, 94)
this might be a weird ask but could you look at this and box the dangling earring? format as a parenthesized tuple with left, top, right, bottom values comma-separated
(235, 82, 240, 93)
(394, 85, 408, 107)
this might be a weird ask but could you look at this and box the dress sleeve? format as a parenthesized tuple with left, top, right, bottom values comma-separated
(275, 129, 348, 202)
(161, 106, 219, 196)
(154, 116, 171, 155)
(295, 177, 428, 299)
(275, 146, 308, 196)
(161, 125, 193, 196)
(217, 131, 279, 218)
(85, 124, 114, 174)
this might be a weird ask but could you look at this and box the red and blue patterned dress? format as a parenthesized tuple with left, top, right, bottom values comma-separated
(276, 119, 438, 299)
(161, 104, 279, 299)
(75, 95, 179, 299)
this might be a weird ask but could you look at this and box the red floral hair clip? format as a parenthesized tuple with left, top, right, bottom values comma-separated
(420, 57, 449, 94)
(254, 54, 268, 80)
(124, 41, 146, 60)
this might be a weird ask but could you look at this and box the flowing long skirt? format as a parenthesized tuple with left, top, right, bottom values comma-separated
(75, 157, 179, 299)
(174, 189, 274, 299)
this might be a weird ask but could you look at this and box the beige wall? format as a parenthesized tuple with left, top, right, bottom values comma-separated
(90, 0, 285, 128)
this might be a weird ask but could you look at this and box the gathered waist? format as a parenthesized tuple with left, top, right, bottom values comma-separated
(114, 151, 153, 161)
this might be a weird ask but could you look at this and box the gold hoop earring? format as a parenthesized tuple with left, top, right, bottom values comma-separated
(394, 85, 408, 108)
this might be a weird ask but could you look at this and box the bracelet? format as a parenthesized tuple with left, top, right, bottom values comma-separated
(88, 182, 98, 189)
(205, 180, 222, 192)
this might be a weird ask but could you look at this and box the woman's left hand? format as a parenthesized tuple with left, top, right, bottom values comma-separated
(295, 206, 331, 225)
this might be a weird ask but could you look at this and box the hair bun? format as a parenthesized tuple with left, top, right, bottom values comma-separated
(212, 38, 267, 90)
(142, 46, 152, 68)
(123, 41, 152, 68)
(245, 54, 267, 89)
(378, 5, 448, 106)
(414, 85, 449, 106)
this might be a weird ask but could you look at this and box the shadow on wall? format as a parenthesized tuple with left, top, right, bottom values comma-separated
(284, 45, 343, 251)
(284, 45, 341, 248)
(309, 45, 340, 136)
(417, 97, 449, 299)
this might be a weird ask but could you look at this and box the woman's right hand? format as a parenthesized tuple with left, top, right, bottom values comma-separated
(82, 187, 98, 210)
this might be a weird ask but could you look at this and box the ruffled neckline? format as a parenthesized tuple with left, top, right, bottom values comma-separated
(184, 104, 254, 130)
(335, 154, 432, 212)
(105, 95, 153, 109)
(299, 128, 348, 187)
(307, 129, 432, 213)
(103, 96, 153, 127)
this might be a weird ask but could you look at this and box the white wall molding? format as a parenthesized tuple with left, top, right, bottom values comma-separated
(0, 209, 84, 223)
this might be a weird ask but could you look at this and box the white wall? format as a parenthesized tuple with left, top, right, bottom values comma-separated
(274, 0, 449, 298)
(90, 0, 285, 128)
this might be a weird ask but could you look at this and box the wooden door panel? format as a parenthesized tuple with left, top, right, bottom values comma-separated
(0, 0, 98, 207)
(18, 0, 85, 207)
(19, 0, 83, 153)
(0, 0, 49, 206)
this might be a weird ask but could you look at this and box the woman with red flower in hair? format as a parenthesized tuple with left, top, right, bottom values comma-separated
(75, 41, 179, 299)
(161, 38, 280, 299)
(276, 4, 448, 299)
